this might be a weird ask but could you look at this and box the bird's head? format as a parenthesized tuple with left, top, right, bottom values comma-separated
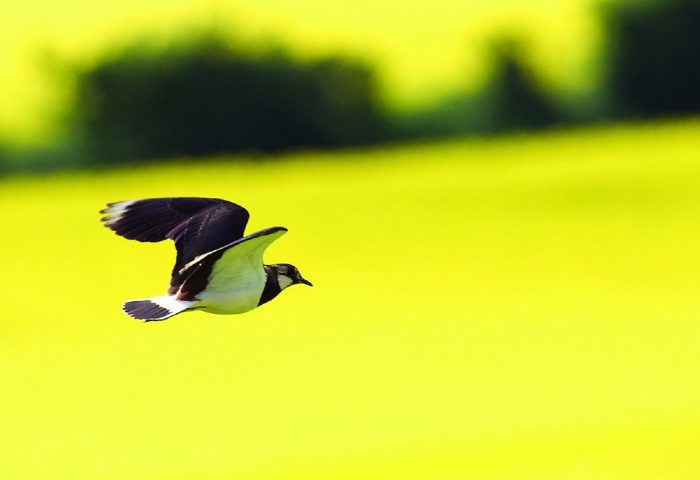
(270, 263, 313, 290)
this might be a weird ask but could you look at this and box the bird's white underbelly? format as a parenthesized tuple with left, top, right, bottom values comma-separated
(196, 272, 265, 314)
(197, 288, 260, 314)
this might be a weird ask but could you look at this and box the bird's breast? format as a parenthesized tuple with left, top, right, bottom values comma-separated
(196, 269, 266, 314)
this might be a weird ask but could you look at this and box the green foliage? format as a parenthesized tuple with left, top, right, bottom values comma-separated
(394, 39, 567, 140)
(9, 0, 700, 174)
(482, 40, 564, 132)
(601, 0, 700, 117)
(71, 34, 389, 164)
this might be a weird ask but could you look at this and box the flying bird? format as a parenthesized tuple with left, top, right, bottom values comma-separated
(100, 197, 311, 321)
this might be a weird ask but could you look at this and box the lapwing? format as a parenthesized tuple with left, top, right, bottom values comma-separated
(100, 197, 311, 321)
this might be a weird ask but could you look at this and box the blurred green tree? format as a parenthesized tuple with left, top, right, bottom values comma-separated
(482, 39, 563, 132)
(71, 34, 388, 164)
(394, 38, 565, 139)
(602, 0, 700, 117)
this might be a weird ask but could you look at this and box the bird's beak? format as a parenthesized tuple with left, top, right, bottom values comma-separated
(299, 276, 313, 287)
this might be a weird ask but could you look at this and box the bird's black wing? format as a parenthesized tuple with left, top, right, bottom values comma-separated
(100, 197, 250, 285)
(172, 226, 288, 301)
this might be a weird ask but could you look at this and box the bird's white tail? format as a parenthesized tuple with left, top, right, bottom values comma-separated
(122, 295, 194, 321)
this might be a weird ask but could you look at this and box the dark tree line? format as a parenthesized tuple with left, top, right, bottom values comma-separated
(72, 36, 388, 164)
(3, 0, 699, 171)
(399, 0, 700, 140)
(602, 0, 700, 118)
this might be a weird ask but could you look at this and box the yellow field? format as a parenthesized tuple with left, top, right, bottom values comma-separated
(2, 121, 700, 479)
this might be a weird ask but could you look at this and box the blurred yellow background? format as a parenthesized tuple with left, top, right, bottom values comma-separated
(3, 1, 700, 478)
(3, 121, 700, 478)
